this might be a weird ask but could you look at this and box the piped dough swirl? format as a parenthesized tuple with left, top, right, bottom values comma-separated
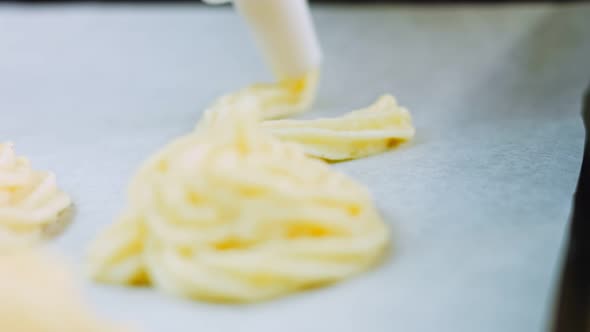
(88, 103, 389, 303)
(0, 143, 71, 250)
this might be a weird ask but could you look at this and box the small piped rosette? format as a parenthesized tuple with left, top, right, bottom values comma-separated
(0, 143, 72, 250)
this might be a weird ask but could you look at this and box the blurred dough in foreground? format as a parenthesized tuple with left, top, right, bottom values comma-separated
(262, 95, 415, 161)
(0, 143, 72, 251)
(0, 251, 130, 332)
(88, 102, 390, 303)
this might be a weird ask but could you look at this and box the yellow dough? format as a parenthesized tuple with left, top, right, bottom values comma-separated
(88, 103, 389, 303)
(200, 72, 414, 161)
(207, 70, 319, 121)
(0, 143, 72, 251)
(262, 95, 415, 161)
(0, 250, 130, 332)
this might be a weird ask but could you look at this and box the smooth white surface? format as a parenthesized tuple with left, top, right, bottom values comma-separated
(0, 3, 589, 332)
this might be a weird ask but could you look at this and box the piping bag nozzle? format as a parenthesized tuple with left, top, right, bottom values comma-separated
(205, 0, 322, 80)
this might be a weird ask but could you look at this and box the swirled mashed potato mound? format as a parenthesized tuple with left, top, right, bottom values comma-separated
(88, 102, 390, 303)
(262, 95, 415, 161)
(0, 143, 72, 250)
(0, 250, 131, 332)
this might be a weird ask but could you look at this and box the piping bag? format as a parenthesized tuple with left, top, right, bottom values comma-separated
(201, 0, 415, 161)
(204, 0, 322, 81)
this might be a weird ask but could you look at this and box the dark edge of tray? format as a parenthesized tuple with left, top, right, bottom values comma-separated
(551, 84, 590, 332)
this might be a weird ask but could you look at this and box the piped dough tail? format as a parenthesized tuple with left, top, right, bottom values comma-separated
(262, 95, 415, 161)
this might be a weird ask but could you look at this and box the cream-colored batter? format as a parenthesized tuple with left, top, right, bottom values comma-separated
(0, 143, 72, 251)
(0, 250, 131, 332)
(199, 72, 414, 161)
(197, 71, 319, 133)
(262, 95, 415, 161)
(88, 100, 390, 302)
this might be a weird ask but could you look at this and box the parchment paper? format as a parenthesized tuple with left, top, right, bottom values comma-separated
(1, 3, 589, 332)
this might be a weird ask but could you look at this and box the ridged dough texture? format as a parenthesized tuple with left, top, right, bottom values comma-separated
(200, 72, 415, 161)
(87, 104, 390, 303)
(215, 70, 319, 120)
(0, 143, 72, 251)
(262, 95, 415, 161)
(0, 251, 130, 332)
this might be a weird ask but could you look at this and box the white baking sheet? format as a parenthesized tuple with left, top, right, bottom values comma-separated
(1, 3, 589, 332)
